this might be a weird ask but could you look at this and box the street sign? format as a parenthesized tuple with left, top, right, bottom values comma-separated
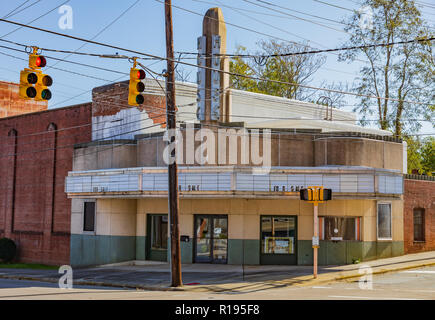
(312, 236, 319, 247)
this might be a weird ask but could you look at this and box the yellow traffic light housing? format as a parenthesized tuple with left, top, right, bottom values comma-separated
(35, 73, 53, 101)
(300, 186, 332, 204)
(128, 67, 145, 106)
(28, 53, 47, 69)
(18, 47, 52, 101)
(19, 69, 38, 99)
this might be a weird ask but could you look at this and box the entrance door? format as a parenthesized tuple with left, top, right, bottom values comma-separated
(146, 214, 168, 261)
(194, 215, 228, 264)
(260, 216, 297, 265)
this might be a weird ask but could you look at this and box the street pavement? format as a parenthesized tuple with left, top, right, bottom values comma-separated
(0, 251, 434, 299)
(0, 265, 434, 299)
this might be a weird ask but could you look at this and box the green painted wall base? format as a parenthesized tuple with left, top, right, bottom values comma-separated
(228, 239, 260, 265)
(70, 234, 136, 267)
(136, 236, 146, 260)
(165, 238, 192, 264)
(71, 234, 404, 267)
(297, 240, 404, 266)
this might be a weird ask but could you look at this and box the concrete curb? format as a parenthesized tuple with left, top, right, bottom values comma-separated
(0, 274, 184, 292)
(0, 259, 434, 293)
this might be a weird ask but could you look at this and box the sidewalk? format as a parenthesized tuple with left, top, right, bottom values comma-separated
(0, 251, 434, 293)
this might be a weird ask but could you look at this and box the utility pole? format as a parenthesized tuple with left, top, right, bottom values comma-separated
(164, 0, 182, 287)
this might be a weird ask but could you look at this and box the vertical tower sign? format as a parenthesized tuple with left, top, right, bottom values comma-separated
(197, 7, 231, 124)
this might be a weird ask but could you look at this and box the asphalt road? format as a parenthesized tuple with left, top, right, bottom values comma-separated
(0, 265, 434, 300)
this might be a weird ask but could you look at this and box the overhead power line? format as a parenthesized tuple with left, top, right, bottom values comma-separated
(0, 17, 433, 106)
(1, 0, 70, 39)
(47, 0, 142, 71)
(2, 0, 33, 19)
(175, 36, 434, 58)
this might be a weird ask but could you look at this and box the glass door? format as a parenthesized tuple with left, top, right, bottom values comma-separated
(146, 214, 168, 261)
(194, 215, 228, 264)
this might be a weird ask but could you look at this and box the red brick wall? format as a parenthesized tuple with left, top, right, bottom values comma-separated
(92, 81, 166, 127)
(0, 103, 92, 265)
(404, 179, 435, 254)
(0, 81, 47, 118)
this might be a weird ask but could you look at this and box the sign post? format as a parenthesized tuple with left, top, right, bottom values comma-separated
(313, 201, 319, 278)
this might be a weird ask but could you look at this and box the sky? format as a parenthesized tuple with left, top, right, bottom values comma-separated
(0, 0, 433, 133)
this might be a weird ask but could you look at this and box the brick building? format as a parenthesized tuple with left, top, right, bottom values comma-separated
(403, 176, 435, 254)
(0, 103, 92, 265)
(0, 81, 47, 118)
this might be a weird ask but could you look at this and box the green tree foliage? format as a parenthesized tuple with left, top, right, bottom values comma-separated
(339, 0, 434, 136)
(420, 137, 435, 175)
(229, 40, 326, 100)
(406, 136, 434, 175)
(406, 136, 422, 173)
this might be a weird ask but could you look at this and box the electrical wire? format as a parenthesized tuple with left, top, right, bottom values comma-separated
(1, 43, 432, 128)
(1, 0, 70, 39)
(0, 16, 432, 106)
(46, 0, 142, 71)
(2, 0, 33, 19)
(0, 115, 167, 159)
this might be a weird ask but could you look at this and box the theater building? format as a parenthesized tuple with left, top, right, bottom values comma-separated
(65, 78, 406, 267)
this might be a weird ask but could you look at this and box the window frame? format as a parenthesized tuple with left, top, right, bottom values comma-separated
(83, 200, 96, 234)
(413, 208, 425, 242)
(319, 216, 361, 241)
(377, 201, 392, 241)
(260, 215, 297, 255)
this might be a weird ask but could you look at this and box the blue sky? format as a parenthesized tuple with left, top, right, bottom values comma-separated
(0, 0, 433, 133)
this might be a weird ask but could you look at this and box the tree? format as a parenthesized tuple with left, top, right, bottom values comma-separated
(339, 0, 434, 137)
(405, 136, 422, 174)
(420, 136, 435, 175)
(229, 40, 326, 100)
(405, 136, 434, 175)
(312, 81, 350, 110)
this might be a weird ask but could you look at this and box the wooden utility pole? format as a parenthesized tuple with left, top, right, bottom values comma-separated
(164, 0, 182, 287)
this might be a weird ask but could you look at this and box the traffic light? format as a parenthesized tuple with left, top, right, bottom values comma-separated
(128, 68, 145, 106)
(320, 188, 332, 201)
(19, 50, 52, 101)
(35, 73, 53, 101)
(300, 187, 332, 202)
(19, 69, 38, 99)
(300, 188, 311, 201)
(28, 54, 47, 69)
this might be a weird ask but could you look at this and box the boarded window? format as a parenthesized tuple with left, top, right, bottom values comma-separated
(413, 209, 425, 242)
(83, 202, 95, 232)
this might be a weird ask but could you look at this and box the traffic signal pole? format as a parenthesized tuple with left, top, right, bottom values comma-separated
(300, 186, 330, 279)
(313, 202, 319, 279)
(164, 0, 182, 287)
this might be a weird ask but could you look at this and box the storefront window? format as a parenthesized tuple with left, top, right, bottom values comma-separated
(261, 216, 295, 254)
(320, 217, 361, 241)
